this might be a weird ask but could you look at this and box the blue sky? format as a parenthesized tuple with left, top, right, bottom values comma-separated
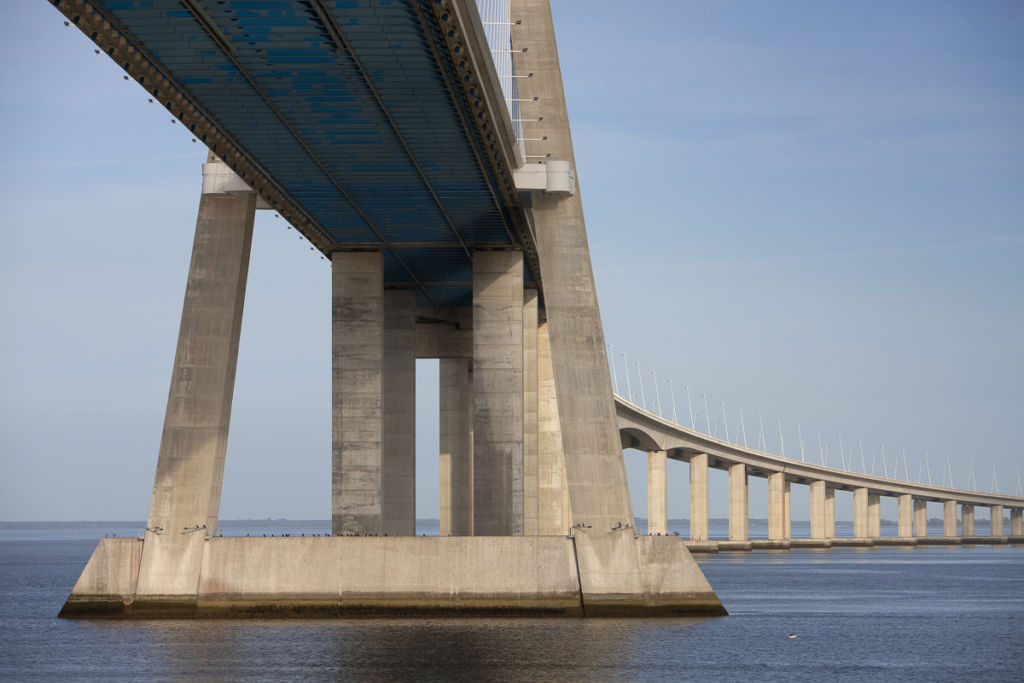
(1, 1, 1022, 522)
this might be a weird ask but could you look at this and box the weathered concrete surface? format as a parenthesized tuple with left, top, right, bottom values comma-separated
(135, 189, 255, 603)
(853, 488, 869, 539)
(729, 463, 748, 541)
(537, 320, 568, 535)
(60, 539, 143, 616)
(768, 472, 788, 541)
(825, 487, 836, 538)
(689, 453, 709, 541)
(898, 494, 912, 538)
(472, 250, 525, 536)
(332, 251, 384, 536)
(991, 505, 1004, 537)
(1012, 508, 1023, 537)
(914, 498, 928, 537)
(523, 291, 540, 535)
(647, 451, 667, 535)
(810, 480, 826, 539)
(944, 500, 958, 537)
(513, 0, 634, 534)
(62, 535, 725, 617)
(962, 504, 975, 536)
(440, 358, 473, 536)
(382, 290, 416, 536)
(868, 493, 881, 538)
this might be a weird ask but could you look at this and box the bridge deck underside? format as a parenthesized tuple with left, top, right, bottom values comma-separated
(82, 0, 531, 307)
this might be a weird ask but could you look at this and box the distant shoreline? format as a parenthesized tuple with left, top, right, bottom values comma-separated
(1, 517, 996, 530)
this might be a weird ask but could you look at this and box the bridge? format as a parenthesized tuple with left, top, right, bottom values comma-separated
(615, 394, 1024, 550)
(52, 0, 1018, 617)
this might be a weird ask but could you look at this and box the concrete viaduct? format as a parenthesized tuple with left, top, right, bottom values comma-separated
(51, 0, 1017, 618)
(617, 396, 1024, 550)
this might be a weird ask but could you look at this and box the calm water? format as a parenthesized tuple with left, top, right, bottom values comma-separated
(2, 525, 1022, 681)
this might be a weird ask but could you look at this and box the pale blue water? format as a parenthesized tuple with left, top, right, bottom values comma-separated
(2, 524, 1022, 681)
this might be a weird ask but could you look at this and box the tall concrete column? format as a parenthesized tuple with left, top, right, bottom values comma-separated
(689, 453, 709, 541)
(784, 480, 791, 540)
(853, 488, 868, 539)
(537, 320, 567, 535)
(810, 480, 826, 539)
(897, 494, 912, 538)
(1010, 508, 1023, 536)
(962, 504, 975, 536)
(523, 290, 539, 535)
(332, 250, 384, 536)
(868, 493, 881, 538)
(990, 505, 1004, 537)
(473, 250, 524, 536)
(136, 188, 256, 601)
(381, 289, 416, 536)
(768, 472, 787, 541)
(943, 500, 957, 537)
(647, 450, 667, 535)
(825, 487, 836, 538)
(913, 499, 928, 537)
(440, 358, 472, 536)
(729, 463, 748, 541)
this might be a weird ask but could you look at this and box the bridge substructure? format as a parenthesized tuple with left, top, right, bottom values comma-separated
(56, 0, 723, 617)
(617, 398, 1024, 552)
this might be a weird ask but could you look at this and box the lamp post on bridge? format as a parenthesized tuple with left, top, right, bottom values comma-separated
(685, 386, 695, 430)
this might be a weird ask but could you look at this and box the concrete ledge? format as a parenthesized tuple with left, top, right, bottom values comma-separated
(61, 534, 725, 618)
(749, 540, 791, 550)
(789, 539, 831, 549)
(715, 541, 753, 552)
(873, 537, 918, 546)
(830, 538, 874, 547)
(962, 536, 1009, 545)
(683, 541, 720, 553)
(916, 537, 961, 546)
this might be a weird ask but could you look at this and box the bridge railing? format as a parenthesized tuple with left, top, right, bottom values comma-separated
(476, 0, 527, 160)
(606, 344, 1024, 498)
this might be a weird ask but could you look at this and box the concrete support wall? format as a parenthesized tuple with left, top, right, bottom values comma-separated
(897, 494, 912, 537)
(825, 487, 836, 538)
(990, 505, 1004, 537)
(913, 498, 928, 537)
(810, 480, 826, 539)
(729, 463, 748, 541)
(783, 480, 791, 540)
(962, 504, 975, 536)
(943, 500, 957, 537)
(440, 358, 473, 536)
(382, 289, 416, 536)
(868, 493, 881, 538)
(1011, 508, 1023, 536)
(647, 451, 667, 535)
(473, 250, 524, 536)
(136, 189, 256, 601)
(523, 290, 539, 535)
(332, 251, 384, 536)
(537, 320, 567, 535)
(768, 472, 787, 541)
(689, 454, 709, 541)
(853, 488, 868, 538)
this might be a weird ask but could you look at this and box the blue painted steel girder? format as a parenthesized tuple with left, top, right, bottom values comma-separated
(76, 0, 532, 306)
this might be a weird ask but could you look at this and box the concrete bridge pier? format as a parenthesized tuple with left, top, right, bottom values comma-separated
(768, 472, 790, 541)
(134, 165, 257, 605)
(825, 487, 836, 538)
(439, 358, 473, 536)
(853, 488, 869, 539)
(536, 320, 569, 535)
(868, 493, 881, 538)
(897, 494, 912, 538)
(382, 290, 416, 536)
(962, 504, 975, 536)
(990, 505, 1004, 537)
(647, 451, 667, 535)
(472, 250, 525, 537)
(944, 500, 957, 537)
(729, 463, 748, 541)
(1011, 508, 1023, 536)
(914, 499, 928, 537)
(810, 480, 826, 539)
(689, 454, 709, 541)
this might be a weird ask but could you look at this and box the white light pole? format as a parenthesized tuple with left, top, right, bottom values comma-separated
(838, 434, 846, 471)
(777, 418, 785, 459)
(757, 413, 766, 452)
(739, 408, 749, 447)
(817, 429, 825, 465)
(652, 370, 662, 417)
(721, 400, 729, 445)
(703, 393, 711, 437)
(668, 378, 679, 424)
(608, 344, 618, 395)
(636, 361, 647, 410)
(685, 385, 694, 430)
(623, 353, 632, 404)
(797, 425, 806, 462)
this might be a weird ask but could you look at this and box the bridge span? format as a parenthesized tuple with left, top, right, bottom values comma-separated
(616, 395, 1024, 550)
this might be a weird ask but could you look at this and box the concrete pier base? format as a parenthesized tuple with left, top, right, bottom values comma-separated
(689, 454, 709, 541)
(962, 504, 975, 537)
(61, 534, 726, 618)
